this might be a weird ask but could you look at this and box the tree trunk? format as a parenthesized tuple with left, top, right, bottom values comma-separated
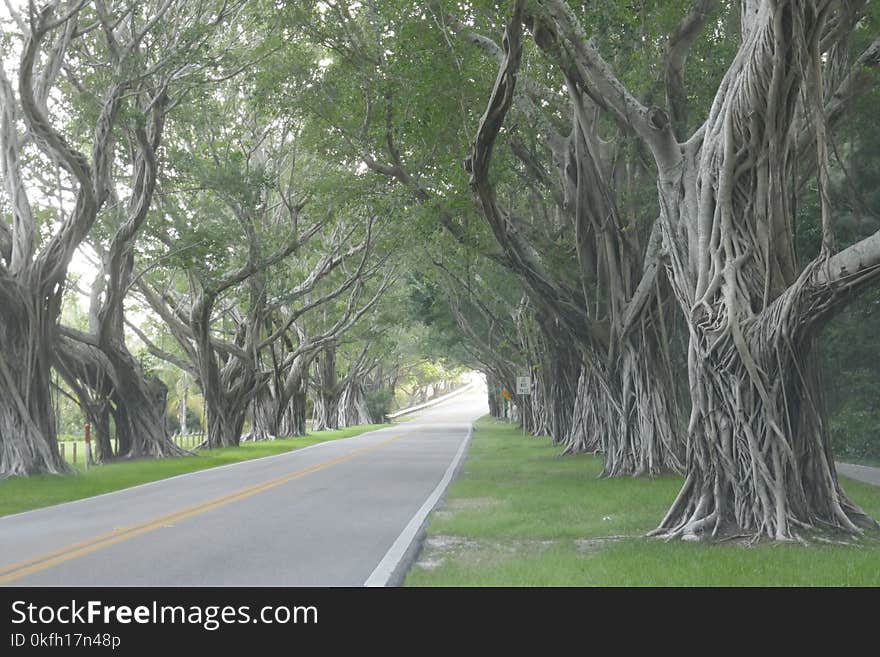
(312, 392, 339, 432)
(603, 336, 684, 476)
(56, 333, 185, 459)
(564, 365, 604, 454)
(540, 332, 579, 445)
(246, 373, 309, 440)
(280, 385, 308, 437)
(651, 0, 873, 539)
(205, 391, 247, 448)
(179, 383, 188, 436)
(486, 372, 503, 418)
(190, 289, 258, 450)
(247, 383, 279, 441)
(515, 390, 537, 435)
(525, 369, 549, 436)
(280, 369, 309, 437)
(563, 357, 675, 477)
(0, 287, 71, 477)
(83, 401, 113, 463)
(196, 356, 254, 449)
(337, 378, 373, 427)
(312, 345, 339, 431)
(654, 312, 874, 540)
(109, 357, 184, 459)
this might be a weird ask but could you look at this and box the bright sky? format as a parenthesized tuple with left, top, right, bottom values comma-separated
(0, 0, 23, 25)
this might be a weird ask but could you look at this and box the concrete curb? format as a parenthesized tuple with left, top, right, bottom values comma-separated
(364, 422, 475, 587)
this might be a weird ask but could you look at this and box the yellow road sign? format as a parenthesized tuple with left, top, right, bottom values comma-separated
(501, 388, 511, 401)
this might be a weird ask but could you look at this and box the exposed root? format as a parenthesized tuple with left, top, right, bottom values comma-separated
(565, 338, 684, 478)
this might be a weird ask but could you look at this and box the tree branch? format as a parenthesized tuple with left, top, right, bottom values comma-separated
(0, 65, 35, 273)
(208, 218, 325, 297)
(816, 228, 880, 293)
(124, 317, 198, 376)
(665, 0, 720, 139)
(533, 0, 681, 172)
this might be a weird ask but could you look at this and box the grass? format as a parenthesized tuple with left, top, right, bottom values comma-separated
(0, 424, 390, 518)
(405, 417, 880, 587)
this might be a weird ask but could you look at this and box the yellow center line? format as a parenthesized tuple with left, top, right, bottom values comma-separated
(0, 434, 404, 585)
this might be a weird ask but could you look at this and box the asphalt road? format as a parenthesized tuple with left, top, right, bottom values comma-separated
(0, 390, 487, 587)
(837, 461, 880, 487)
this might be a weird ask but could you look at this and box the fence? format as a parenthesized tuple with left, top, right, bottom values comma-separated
(58, 432, 207, 465)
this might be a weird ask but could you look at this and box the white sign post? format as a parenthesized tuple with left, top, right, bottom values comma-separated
(516, 376, 530, 436)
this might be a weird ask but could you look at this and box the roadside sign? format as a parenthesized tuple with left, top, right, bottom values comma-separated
(501, 388, 511, 401)
(516, 376, 530, 395)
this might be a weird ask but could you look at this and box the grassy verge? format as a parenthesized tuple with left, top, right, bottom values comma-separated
(0, 424, 390, 518)
(405, 417, 880, 586)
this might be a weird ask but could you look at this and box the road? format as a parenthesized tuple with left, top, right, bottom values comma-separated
(0, 390, 487, 587)
(837, 462, 880, 487)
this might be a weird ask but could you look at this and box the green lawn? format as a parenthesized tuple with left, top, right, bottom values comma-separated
(406, 417, 880, 586)
(0, 424, 390, 518)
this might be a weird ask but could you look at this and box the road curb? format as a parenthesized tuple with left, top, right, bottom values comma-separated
(364, 422, 475, 587)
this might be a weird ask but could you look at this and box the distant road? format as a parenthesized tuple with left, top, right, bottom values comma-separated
(837, 462, 880, 487)
(0, 391, 488, 586)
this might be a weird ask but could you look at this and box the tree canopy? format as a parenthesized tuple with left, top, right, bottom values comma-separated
(1, 0, 879, 542)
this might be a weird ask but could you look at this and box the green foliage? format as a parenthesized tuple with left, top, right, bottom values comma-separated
(366, 388, 394, 421)
(803, 79, 880, 465)
(831, 402, 880, 464)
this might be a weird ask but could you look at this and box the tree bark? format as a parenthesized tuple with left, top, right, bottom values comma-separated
(337, 377, 373, 427)
(85, 402, 113, 463)
(179, 382, 188, 436)
(0, 283, 71, 476)
(56, 330, 185, 459)
(54, 337, 115, 462)
(563, 301, 684, 476)
(536, 320, 579, 445)
(194, 350, 253, 450)
(282, 383, 308, 437)
(524, 369, 549, 436)
(204, 382, 249, 449)
(565, 366, 604, 454)
(654, 304, 873, 539)
(465, 4, 683, 475)
(649, 0, 874, 538)
(312, 344, 340, 431)
(247, 371, 309, 440)
(604, 333, 684, 476)
(110, 365, 181, 459)
(486, 372, 503, 418)
(247, 385, 278, 441)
